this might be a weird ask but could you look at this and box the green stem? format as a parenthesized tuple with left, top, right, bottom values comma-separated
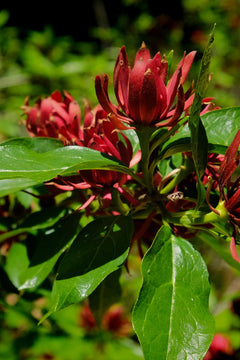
(135, 125, 155, 193)
(160, 156, 195, 195)
(111, 188, 130, 215)
(164, 200, 231, 237)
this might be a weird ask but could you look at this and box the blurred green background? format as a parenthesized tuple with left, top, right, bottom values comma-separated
(1, 1, 240, 359)
(1, 0, 240, 142)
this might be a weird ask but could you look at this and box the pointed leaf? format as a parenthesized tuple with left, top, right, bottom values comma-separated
(1, 137, 63, 152)
(0, 141, 133, 182)
(132, 225, 214, 360)
(188, 26, 215, 207)
(47, 215, 133, 314)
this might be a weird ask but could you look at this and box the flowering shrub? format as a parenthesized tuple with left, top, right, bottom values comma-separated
(2, 26, 240, 359)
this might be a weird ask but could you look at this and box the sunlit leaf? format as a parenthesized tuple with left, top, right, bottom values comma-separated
(45, 215, 133, 316)
(132, 225, 214, 360)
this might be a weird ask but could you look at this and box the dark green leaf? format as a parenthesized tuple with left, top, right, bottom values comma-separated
(5, 211, 82, 290)
(0, 207, 68, 244)
(46, 215, 133, 315)
(132, 225, 214, 360)
(188, 26, 215, 207)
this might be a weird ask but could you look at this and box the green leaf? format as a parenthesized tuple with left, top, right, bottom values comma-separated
(46, 215, 133, 316)
(0, 144, 130, 181)
(0, 207, 67, 243)
(89, 268, 122, 326)
(5, 211, 82, 290)
(201, 106, 240, 147)
(132, 225, 214, 360)
(188, 26, 215, 207)
(0, 178, 39, 197)
(4, 243, 29, 289)
(0, 137, 63, 153)
(160, 106, 240, 160)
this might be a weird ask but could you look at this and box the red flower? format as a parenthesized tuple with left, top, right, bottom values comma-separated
(52, 104, 135, 195)
(80, 105, 133, 188)
(23, 93, 135, 190)
(204, 334, 233, 359)
(79, 304, 132, 337)
(23, 92, 138, 211)
(79, 304, 97, 332)
(95, 42, 197, 129)
(22, 91, 82, 145)
(101, 305, 132, 337)
(218, 129, 240, 262)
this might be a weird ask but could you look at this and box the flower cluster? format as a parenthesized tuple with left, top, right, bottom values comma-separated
(95, 42, 196, 129)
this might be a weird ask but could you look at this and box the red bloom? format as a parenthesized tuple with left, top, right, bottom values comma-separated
(23, 93, 138, 211)
(23, 93, 134, 189)
(79, 304, 132, 337)
(52, 104, 135, 197)
(218, 129, 240, 219)
(22, 91, 82, 145)
(80, 105, 133, 188)
(95, 42, 197, 129)
(218, 129, 240, 262)
(204, 334, 233, 359)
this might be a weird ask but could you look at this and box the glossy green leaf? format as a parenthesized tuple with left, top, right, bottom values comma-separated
(0, 178, 39, 197)
(0, 142, 133, 182)
(132, 225, 214, 360)
(201, 106, 240, 147)
(0, 137, 63, 152)
(188, 27, 214, 208)
(46, 215, 133, 315)
(160, 106, 240, 160)
(5, 211, 82, 290)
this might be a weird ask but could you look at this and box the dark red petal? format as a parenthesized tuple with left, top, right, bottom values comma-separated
(113, 46, 130, 113)
(40, 98, 53, 125)
(226, 188, 240, 213)
(156, 85, 185, 127)
(219, 129, 240, 191)
(128, 59, 146, 122)
(139, 68, 157, 124)
(179, 51, 196, 84)
(160, 57, 168, 84)
(165, 85, 185, 126)
(145, 53, 167, 119)
(68, 101, 82, 137)
(230, 237, 240, 263)
(95, 75, 118, 115)
(162, 66, 182, 118)
(134, 42, 151, 64)
(108, 113, 131, 130)
(51, 91, 62, 102)
(224, 129, 240, 163)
